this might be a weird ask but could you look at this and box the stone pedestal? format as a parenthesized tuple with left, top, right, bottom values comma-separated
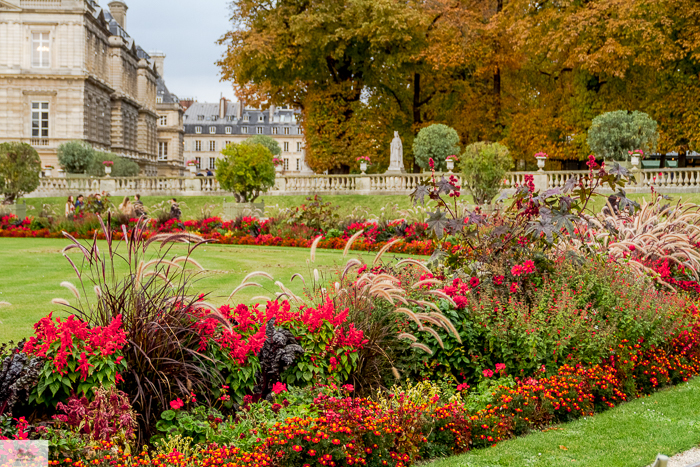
(356, 175, 371, 195)
(185, 177, 201, 194)
(101, 178, 117, 195)
(533, 172, 547, 192)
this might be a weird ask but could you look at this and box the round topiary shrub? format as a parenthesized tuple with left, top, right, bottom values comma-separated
(461, 141, 513, 205)
(413, 124, 461, 172)
(587, 110, 659, 161)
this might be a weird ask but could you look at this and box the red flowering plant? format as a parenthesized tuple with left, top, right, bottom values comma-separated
(24, 313, 127, 407)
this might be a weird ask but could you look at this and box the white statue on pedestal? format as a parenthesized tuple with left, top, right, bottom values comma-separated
(385, 131, 406, 174)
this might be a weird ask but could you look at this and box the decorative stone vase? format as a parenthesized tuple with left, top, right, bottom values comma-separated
(104, 166, 112, 176)
(44, 169, 51, 177)
(360, 162, 367, 174)
(631, 155, 640, 167)
(446, 159, 455, 172)
(536, 156, 547, 172)
(275, 165, 284, 173)
(188, 165, 197, 176)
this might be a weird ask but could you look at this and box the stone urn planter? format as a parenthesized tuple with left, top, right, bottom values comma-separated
(631, 155, 640, 167)
(360, 161, 368, 174)
(446, 159, 455, 172)
(104, 166, 112, 176)
(188, 165, 197, 176)
(536, 156, 547, 172)
(44, 168, 52, 177)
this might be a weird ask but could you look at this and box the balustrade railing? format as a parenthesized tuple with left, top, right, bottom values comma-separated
(27, 166, 700, 199)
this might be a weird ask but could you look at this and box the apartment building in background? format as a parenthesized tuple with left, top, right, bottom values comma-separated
(152, 52, 184, 176)
(0, 0, 180, 175)
(183, 97, 308, 174)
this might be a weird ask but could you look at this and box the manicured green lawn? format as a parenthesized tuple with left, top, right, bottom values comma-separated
(21, 194, 417, 220)
(426, 377, 700, 467)
(0, 238, 414, 343)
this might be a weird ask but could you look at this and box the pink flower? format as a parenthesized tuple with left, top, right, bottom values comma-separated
(272, 382, 288, 394)
(170, 398, 184, 410)
(429, 158, 435, 170)
(509, 282, 519, 293)
(495, 363, 506, 373)
(469, 277, 480, 288)
(456, 383, 470, 391)
(483, 369, 494, 378)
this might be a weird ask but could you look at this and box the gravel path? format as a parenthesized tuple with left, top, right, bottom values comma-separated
(653, 447, 700, 467)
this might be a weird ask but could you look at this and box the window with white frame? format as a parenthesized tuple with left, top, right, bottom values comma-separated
(243, 115, 249, 122)
(225, 141, 231, 148)
(296, 159, 300, 171)
(283, 142, 289, 152)
(159, 115, 167, 126)
(258, 115, 264, 122)
(211, 115, 218, 121)
(31, 102, 49, 138)
(296, 142, 302, 152)
(283, 158, 289, 170)
(225, 126, 232, 134)
(195, 157, 201, 168)
(297, 127, 303, 135)
(257, 127, 263, 134)
(195, 126, 202, 134)
(156, 96, 163, 104)
(32, 33, 50, 68)
(195, 140, 201, 151)
(241, 127, 248, 134)
(284, 127, 290, 135)
(209, 126, 216, 134)
(209, 157, 216, 170)
(197, 115, 204, 121)
(209, 141, 216, 152)
(272, 127, 278, 135)
(158, 142, 168, 160)
(226, 116, 234, 122)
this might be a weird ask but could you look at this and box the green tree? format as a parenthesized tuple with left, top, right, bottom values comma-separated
(0, 142, 42, 204)
(57, 140, 95, 174)
(87, 152, 140, 177)
(461, 142, 513, 205)
(215, 143, 276, 203)
(587, 110, 659, 161)
(243, 135, 281, 156)
(413, 124, 461, 172)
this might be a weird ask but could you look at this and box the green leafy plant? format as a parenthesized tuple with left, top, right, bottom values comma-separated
(243, 135, 282, 156)
(587, 110, 659, 161)
(287, 195, 340, 231)
(0, 142, 42, 204)
(155, 405, 224, 444)
(461, 142, 513, 205)
(57, 141, 94, 174)
(87, 152, 140, 177)
(413, 124, 460, 172)
(216, 143, 276, 203)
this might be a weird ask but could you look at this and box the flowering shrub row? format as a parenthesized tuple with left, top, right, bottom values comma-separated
(51, 323, 700, 467)
(0, 214, 439, 256)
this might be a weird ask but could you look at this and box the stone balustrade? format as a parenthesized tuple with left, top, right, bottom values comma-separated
(25, 167, 700, 199)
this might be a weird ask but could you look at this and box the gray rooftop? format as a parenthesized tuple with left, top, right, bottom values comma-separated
(183, 103, 301, 136)
(157, 77, 179, 104)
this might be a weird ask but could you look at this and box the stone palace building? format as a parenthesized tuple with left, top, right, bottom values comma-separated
(0, 0, 181, 176)
(183, 98, 309, 174)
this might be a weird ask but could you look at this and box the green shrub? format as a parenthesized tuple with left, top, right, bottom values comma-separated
(0, 142, 42, 204)
(460, 142, 513, 204)
(587, 110, 659, 161)
(243, 135, 282, 156)
(413, 124, 461, 172)
(57, 140, 94, 174)
(87, 152, 140, 177)
(216, 143, 276, 203)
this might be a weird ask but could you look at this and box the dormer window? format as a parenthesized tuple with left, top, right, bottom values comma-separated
(243, 115, 249, 122)
(209, 126, 216, 134)
(197, 115, 204, 121)
(258, 115, 264, 122)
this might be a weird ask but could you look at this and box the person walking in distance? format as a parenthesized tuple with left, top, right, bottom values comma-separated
(169, 198, 181, 220)
(133, 193, 146, 217)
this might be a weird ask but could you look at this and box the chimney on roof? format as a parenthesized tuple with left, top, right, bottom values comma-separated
(108, 1, 128, 30)
(219, 96, 227, 120)
(269, 105, 276, 122)
(236, 101, 243, 119)
(151, 52, 166, 78)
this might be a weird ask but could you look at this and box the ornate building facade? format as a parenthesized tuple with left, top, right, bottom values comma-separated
(0, 0, 176, 176)
(152, 52, 184, 176)
(183, 98, 308, 174)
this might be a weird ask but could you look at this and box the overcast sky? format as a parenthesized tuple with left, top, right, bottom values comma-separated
(111, 0, 235, 103)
